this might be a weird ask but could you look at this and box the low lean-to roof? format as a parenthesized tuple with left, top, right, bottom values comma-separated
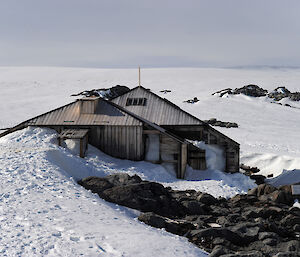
(26, 98, 142, 126)
(58, 129, 89, 139)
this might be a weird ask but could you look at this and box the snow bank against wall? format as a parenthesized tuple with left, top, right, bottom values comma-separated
(191, 141, 225, 171)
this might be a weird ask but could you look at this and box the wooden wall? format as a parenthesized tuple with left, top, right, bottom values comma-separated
(89, 125, 143, 160)
(162, 125, 240, 173)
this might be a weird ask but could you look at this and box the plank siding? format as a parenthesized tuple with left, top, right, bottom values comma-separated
(112, 87, 203, 125)
(89, 126, 143, 161)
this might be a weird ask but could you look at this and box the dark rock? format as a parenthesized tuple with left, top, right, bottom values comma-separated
(219, 250, 264, 257)
(184, 97, 199, 104)
(138, 212, 195, 236)
(263, 237, 278, 246)
(268, 87, 291, 101)
(258, 231, 278, 241)
(197, 193, 218, 205)
(71, 85, 130, 99)
(138, 212, 166, 228)
(105, 173, 142, 187)
(229, 222, 262, 242)
(273, 252, 300, 257)
(293, 224, 300, 232)
(249, 175, 266, 185)
(271, 187, 293, 205)
(280, 214, 300, 228)
(101, 181, 183, 217)
(78, 176, 113, 196)
(289, 92, 300, 101)
(289, 206, 300, 216)
(204, 118, 238, 128)
(233, 84, 268, 97)
(210, 245, 230, 257)
(212, 88, 233, 97)
(181, 200, 205, 215)
(284, 240, 300, 252)
(187, 227, 244, 246)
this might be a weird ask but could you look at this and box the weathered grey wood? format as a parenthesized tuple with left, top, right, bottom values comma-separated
(180, 143, 188, 179)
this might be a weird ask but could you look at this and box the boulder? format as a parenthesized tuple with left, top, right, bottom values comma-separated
(233, 84, 268, 97)
(280, 214, 300, 228)
(187, 227, 244, 246)
(78, 176, 113, 196)
(101, 181, 183, 217)
(210, 245, 230, 257)
(249, 175, 266, 185)
(181, 200, 205, 215)
(219, 251, 263, 257)
(289, 92, 300, 101)
(197, 192, 218, 205)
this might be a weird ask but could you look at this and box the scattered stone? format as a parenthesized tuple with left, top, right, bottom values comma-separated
(240, 164, 260, 175)
(183, 97, 199, 103)
(249, 174, 266, 185)
(159, 89, 171, 94)
(205, 118, 238, 128)
(210, 245, 230, 257)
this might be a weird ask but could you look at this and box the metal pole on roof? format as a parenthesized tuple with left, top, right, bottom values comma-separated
(138, 66, 141, 87)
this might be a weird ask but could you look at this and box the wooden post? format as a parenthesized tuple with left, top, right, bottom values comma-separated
(180, 143, 188, 179)
(138, 66, 141, 87)
(80, 138, 84, 158)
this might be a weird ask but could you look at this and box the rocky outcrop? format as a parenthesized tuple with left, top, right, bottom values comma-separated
(205, 118, 238, 128)
(71, 85, 130, 99)
(212, 85, 300, 103)
(78, 174, 300, 257)
(212, 85, 268, 98)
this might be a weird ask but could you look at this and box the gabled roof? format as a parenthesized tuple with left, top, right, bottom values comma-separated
(112, 86, 204, 126)
(0, 96, 193, 146)
(112, 86, 239, 145)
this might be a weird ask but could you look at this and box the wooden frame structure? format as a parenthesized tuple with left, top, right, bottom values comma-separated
(58, 129, 89, 158)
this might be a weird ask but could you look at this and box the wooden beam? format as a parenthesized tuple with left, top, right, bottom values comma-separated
(143, 130, 161, 134)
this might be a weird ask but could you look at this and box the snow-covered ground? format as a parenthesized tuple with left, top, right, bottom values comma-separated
(0, 127, 208, 256)
(1, 66, 300, 255)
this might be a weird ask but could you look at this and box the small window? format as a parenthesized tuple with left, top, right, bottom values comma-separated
(126, 97, 147, 106)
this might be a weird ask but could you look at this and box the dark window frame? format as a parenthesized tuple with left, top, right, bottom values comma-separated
(126, 97, 147, 106)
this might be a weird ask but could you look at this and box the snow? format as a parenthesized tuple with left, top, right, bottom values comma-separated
(267, 169, 300, 187)
(1, 66, 300, 255)
(192, 141, 225, 171)
(0, 127, 207, 257)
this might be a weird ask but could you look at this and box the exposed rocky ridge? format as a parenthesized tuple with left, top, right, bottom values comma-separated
(78, 174, 300, 257)
(212, 84, 300, 103)
(205, 118, 238, 128)
(71, 85, 130, 99)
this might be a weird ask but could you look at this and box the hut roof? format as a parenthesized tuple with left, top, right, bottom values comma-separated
(112, 86, 239, 146)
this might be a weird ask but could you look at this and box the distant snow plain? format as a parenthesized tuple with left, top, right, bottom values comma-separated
(0, 67, 300, 256)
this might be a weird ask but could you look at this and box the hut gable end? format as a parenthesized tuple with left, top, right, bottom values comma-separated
(112, 86, 203, 126)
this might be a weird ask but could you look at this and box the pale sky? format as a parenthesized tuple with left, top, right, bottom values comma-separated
(0, 0, 299, 68)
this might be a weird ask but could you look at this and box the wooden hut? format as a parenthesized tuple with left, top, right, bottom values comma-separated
(112, 86, 240, 173)
(0, 86, 239, 178)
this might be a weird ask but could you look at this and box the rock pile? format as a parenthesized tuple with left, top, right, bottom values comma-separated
(212, 85, 268, 98)
(240, 164, 267, 185)
(78, 174, 300, 257)
(71, 85, 130, 99)
(205, 118, 238, 128)
(212, 84, 300, 103)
